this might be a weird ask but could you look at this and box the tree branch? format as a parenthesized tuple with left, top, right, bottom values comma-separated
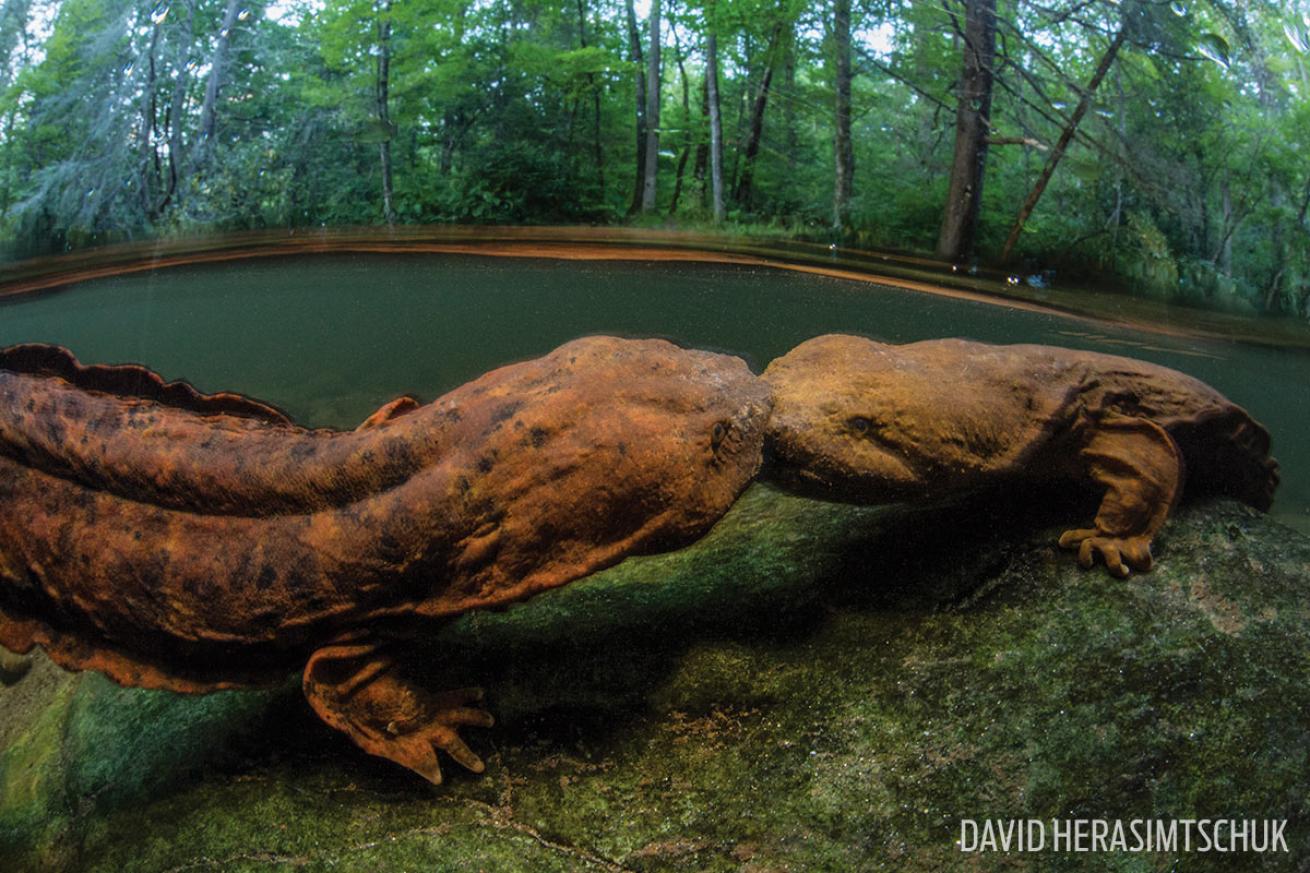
(854, 46, 954, 114)
(987, 135, 1047, 148)
(1001, 20, 1130, 261)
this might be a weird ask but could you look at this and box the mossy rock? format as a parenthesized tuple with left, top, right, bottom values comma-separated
(2, 485, 1308, 871)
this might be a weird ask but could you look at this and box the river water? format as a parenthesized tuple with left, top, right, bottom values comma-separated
(1, 250, 1306, 533)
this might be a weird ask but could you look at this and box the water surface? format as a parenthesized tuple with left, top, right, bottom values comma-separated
(2, 252, 1306, 532)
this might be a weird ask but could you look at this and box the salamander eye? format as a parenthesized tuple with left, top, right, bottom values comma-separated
(711, 421, 727, 450)
(849, 416, 872, 435)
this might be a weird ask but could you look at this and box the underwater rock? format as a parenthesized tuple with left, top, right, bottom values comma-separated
(762, 334, 1279, 577)
(2, 490, 1308, 871)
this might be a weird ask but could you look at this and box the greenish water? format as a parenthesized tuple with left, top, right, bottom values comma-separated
(1, 252, 1307, 532)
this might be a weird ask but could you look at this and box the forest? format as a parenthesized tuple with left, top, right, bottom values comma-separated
(0, 0, 1307, 317)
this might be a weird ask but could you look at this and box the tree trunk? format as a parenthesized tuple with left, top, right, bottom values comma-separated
(0, 1, 30, 215)
(160, 0, 194, 215)
(440, 110, 459, 175)
(1213, 176, 1233, 271)
(1263, 182, 1288, 312)
(576, 0, 604, 198)
(734, 23, 780, 209)
(0, 107, 16, 213)
(832, 0, 854, 231)
(138, 22, 162, 219)
(375, 0, 396, 225)
(192, 0, 243, 173)
(935, 0, 996, 261)
(669, 149, 690, 214)
(729, 32, 749, 192)
(706, 26, 725, 223)
(668, 18, 692, 214)
(1263, 267, 1287, 312)
(782, 19, 798, 176)
(1195, 147, 1211, 254)
(1297, 173, 1310, 230)
(1263, 183, 1287, 310)
(640, 0, 662, 211)
(591, 90, 604, 199)
(693, 76, 708, 201)
(1247, 37, 1290, 312)
(624, 0, 646, 215)
(999, 22, 1128, 263)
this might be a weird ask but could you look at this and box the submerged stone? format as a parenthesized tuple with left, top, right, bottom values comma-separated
(1, 487, 1308, 871)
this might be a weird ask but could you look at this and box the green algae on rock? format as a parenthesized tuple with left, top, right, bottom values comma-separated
(1, 486, 1308, 871)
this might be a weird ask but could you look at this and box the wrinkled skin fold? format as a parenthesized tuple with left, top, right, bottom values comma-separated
(0, 333, 1278, 782)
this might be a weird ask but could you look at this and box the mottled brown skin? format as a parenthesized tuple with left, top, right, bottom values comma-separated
(0, 337, 771, 783)
(763, 335, 1279, 578)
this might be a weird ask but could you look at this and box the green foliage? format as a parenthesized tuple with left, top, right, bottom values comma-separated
(0, 0, 1305, 318)
(1119, 211, 1181, 300)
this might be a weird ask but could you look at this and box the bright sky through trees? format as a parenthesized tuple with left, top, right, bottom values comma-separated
(0, 0, 1305, 318)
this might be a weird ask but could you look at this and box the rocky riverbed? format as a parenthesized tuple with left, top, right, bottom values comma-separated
(2, 486, 1307, 871)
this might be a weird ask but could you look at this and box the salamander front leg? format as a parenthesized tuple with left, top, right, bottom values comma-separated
(1058, 416, 1183, 578)
(302, 640, 494, 784)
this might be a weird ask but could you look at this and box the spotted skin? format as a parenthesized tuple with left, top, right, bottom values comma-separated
(0, 336, 771, 782)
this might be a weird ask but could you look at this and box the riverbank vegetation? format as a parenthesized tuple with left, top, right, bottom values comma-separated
(0, 0, 1307, 316)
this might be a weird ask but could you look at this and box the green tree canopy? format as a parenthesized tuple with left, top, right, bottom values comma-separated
(0, 0, 1306, 317)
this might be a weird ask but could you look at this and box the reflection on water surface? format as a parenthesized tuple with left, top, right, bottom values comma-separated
(1, 245, 1307, 533)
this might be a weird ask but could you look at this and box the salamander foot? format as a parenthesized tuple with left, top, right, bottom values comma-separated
(303, 642, 495, 784)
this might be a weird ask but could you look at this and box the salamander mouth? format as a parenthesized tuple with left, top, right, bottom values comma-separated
(760, 410, 921, 502)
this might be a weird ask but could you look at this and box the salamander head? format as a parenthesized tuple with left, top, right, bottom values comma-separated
(611, 338, 772, 519)
(467, 336, 773, 550)
(761, 334, 929, 502)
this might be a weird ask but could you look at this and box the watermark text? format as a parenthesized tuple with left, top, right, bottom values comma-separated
(957, 818, 1288, 853)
